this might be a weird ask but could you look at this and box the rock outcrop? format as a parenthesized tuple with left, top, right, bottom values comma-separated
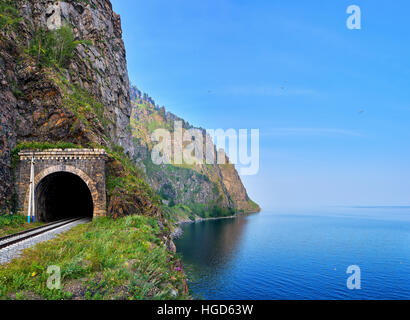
(130, 88, 261, 216)
(0, 0, 259, 218)
(0, 0, 134, 213)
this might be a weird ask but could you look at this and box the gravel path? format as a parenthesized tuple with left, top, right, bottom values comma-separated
(0, 218, 90, 265)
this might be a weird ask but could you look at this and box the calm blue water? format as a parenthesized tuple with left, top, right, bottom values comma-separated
(175, 208, 410, 300)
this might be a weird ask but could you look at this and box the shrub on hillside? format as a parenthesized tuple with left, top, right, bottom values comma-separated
(0, 0, 21, 36)
(27, 25, 91, 68)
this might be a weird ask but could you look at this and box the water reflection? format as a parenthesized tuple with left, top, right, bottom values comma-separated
(175, 211, 410, 300)
(175, 215, 251, 287)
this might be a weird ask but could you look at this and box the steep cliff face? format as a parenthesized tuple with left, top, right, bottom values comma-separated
(0, 0, 135, 214)
(0, 49, 17, 212)
(18, 0, 134, 154)
(129, 88, 261, 217)
(0, 0, 189, 299)
(0, 0, 259, 218)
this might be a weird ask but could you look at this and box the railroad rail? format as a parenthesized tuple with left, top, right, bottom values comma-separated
(0, 217, 89, 251)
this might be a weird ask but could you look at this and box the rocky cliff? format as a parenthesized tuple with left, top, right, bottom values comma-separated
(0, 0, 138, 215)
(0, 0, 259, 299)
(129, 88, 261, 219)
(0, 0, 259, 219)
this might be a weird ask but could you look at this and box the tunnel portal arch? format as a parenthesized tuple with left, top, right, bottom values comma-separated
(17, 149, 108, 221)
(35, 171, 94, 222)
(30, 166, 97, 221)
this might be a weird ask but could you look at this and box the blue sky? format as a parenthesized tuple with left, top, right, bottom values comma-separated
(111, 0, 410, 210)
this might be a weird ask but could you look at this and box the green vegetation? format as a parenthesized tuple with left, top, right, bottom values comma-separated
(27, 25, 91, 68)
(208, 205, 235, 218)
(159, 183, 174, 201)
(164, 205, 197, 223)
(104, 145, 163, 219)
(48, 71, 111, 135)
(12, 141, 81, 154)
(105, 145, 154, 195)
(165, 202, 235, 223)
(0, 3, 191, 302)
(0, 216, 189, 300)
(146, 118, 173, 133)
(0, 214, 44, 238)
(0, 0, 21, 36)
(130, 94, 252, 220)
(246, 199, 261, 213)
(72, 0, 95, 9)
(63, 83, 109, 131)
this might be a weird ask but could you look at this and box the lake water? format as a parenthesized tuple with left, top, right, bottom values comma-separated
(175, 208, 410, 300)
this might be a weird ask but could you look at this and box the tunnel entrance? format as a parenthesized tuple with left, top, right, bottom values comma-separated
(35, 172, 94, 222)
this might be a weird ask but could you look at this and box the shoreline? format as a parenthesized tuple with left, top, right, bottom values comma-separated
(171, 211, 260, 239)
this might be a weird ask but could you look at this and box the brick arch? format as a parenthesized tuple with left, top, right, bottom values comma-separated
(24, 165, 100, 219)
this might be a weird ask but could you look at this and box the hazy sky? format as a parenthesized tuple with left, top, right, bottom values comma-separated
(111, 0, 410, 210)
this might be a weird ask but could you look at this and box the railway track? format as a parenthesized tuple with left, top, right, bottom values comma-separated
(0, 217, 90, 264)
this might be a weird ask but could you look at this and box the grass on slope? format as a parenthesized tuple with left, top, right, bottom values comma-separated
(0, 216, 188, 300)
(0, 215, 44, 238)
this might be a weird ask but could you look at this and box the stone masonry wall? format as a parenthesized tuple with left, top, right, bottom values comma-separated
(17, 149, 108, 218)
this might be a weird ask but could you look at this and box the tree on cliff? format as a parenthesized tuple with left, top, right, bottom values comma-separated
(27, 25, 91, 68)
(0, 0, 21, 36)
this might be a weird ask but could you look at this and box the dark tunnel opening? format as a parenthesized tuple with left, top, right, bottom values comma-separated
(35, 172, 94, 222)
